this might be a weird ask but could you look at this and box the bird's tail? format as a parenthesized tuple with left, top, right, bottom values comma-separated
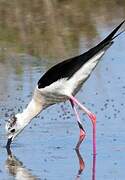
(99, 20, 125, 46)
(90, 20, 125, 55)
(112, 28, 125, 40)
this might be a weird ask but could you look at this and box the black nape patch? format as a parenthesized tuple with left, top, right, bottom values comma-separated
(10, 129, 15, 133)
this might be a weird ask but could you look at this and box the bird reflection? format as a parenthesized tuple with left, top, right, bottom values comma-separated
(5, 148, 38, 180)
(75, 149, 96, 180)
(75, 149, 85, 180)
(92, 153, 96, 180)
(5, 147, 96, 180)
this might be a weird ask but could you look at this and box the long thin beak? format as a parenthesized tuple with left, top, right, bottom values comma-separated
(6, 137, 12, 150)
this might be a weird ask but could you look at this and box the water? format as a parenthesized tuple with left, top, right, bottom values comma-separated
(0, 1, 125, 179)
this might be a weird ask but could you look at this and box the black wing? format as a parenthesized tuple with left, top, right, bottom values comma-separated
(38, 20, 125, 89)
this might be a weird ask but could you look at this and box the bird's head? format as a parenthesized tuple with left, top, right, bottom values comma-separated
(5, 114, 24, 147)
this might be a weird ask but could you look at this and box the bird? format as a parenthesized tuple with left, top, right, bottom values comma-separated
(5, 149, 39, 180)
(5, 20, 125, 155)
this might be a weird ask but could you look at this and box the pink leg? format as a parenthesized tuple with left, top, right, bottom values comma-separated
(75, 149, 85, 179)
(69, 95, 96, 155)
(70, 99, 86, 150)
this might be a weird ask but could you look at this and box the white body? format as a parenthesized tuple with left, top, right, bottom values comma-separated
(6, 49, 105, 140)
(15, 50, 105, 126)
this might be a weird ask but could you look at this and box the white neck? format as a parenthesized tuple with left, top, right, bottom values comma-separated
(16, 98, 43, 127)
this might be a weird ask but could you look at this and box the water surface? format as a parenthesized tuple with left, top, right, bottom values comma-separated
(0, 1, 125, 179)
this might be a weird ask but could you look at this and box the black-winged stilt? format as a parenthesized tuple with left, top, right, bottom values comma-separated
(6, 21, 125, 155)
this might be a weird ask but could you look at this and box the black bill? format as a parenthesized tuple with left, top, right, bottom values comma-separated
(6, 137, 12, 150)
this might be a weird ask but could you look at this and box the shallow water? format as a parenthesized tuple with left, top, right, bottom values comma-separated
(0, 1, 125, 180)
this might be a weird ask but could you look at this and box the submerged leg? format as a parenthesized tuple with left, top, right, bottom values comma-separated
(69, 95, 96, 155)
(70, 99, 86, 150)
(75, 149, 85, 179)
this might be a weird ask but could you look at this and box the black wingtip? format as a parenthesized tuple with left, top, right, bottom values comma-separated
(111, 20, 125, 40)
(105, 20, 125, 41)
(96, 20, 125, 49)
(119, 20, 125, 26)
(112, 20, 125, 36)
